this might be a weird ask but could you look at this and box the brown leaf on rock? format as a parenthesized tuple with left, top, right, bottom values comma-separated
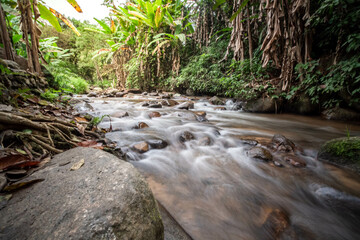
(3, 179, 44, 192)
(70, 159, 85, 171)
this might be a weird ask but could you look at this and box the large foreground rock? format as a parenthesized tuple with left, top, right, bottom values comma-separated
(0, 147, 164, 240)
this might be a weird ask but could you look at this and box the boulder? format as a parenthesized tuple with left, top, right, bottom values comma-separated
(149, 92, 159, 97)
(115, 91, 127, 97)
(270, 134, 296, 153)
(209, 96, 225, 105)
(111, 111, 129, 118)
(322, 107, 360, 121)
(179, 131, 195, 142)
(185, 88, 194, 96)
(193, 111, 208, 122)
(289, 94, 318, 115)
(127, 89, 142, 94)
(148, 112, 161, 118)
(87, 92, 97, 97)
(133, 142, 150, 153)
(247, 147, 273, 162)
(318, 137, 360, 174)
(160, 93, 172, 99)
(0, 147, 163, 240)
(214, 107, 226, 111)
(136, 122, 149, 129)
(142, 92, 148, 95)
(161, 99, 179, 107)
(147, 139, 168, 149)
(176, 102, 194, 110)
(243, 97, 275, 113)
(148, 103, 162, 108)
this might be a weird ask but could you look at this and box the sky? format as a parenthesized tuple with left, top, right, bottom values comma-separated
(43, 0, 124, 24)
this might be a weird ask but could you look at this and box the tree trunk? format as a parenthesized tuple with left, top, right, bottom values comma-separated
(246, 5, 253, 61)
(0, 4, 15, 61)
(18, 0, 42, 75)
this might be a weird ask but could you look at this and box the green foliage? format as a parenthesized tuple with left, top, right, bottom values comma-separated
(174, 42, 267, 99)
(295, 56, 360, 108)
(40, 89, 60, 102)
(46, 63, 88, 93)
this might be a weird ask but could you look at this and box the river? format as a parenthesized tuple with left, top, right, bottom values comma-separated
(76, 94, 360, 240)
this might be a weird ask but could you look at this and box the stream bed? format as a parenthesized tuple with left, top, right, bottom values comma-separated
(76, 94, 360, 240)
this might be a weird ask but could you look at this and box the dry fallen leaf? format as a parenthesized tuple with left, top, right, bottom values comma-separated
(75, 117, 88, 122)
(76, 123, 85, 135)
(3, 179, 44, 192)
(70, 159, 85, 171)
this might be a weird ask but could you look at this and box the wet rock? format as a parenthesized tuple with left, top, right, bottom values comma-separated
(214, 107, 226, 111)
(0, 147, 163, 240)
(322, 107, 360, 121)
(142, 102, 150, 107)
(127, 89, 142, 94)
(185, 88, 194, 96)
(136, 122, 149, 129)
(247, 147, 273, 162)
(243, 97, 275, 113)
(148, 112, 161, 118)
(179, 131, 195, 142)
(318, 137, 360, 174)
(133, 142, 150, 153)
(161, 99, 179, 107)
(209, 96, 225, 105)
(193, 111, 208, 122)
(272, 161, 284, 168)
(148, 140, 168, 149)
(261, 209, 290, 239)
(199, 136, 212, 146)
(148, 103, 162, 108)
(115, 91, 127, 97)
(142, 92, 148, 95)
(288, 94, 318, 115)
(149, 92, 159, 97)
(87, 92, 97, 97)
(240, 139, 258, 146)
(271, 134, 296, 153)
(0, 175, 7, 191)
(160, 93, 171, 99)
(174, 93, 181, 97)
(176, 102, 194, 110)
(284, 155, 307, 168)
(176, 112, 197, 121)
(111, 111, 129, 118)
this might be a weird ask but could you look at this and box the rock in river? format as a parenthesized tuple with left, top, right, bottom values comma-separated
(179, 131, 195, 142)
(0, 147, 163, 240)
(209, 96, 225, 105)
(133, 141, 150, 153)
(148, 111, 161, 118)
(176, 102, 194, 110)
(318, 136, 360, 174)
(247, 147, 273, 162)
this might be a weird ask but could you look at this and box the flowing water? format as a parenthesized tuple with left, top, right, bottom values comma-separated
(76, 94, 360, 240)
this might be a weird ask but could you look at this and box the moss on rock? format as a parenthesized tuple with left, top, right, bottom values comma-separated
(318, 137, 360, 173)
